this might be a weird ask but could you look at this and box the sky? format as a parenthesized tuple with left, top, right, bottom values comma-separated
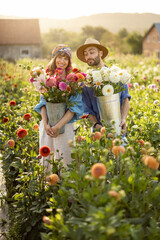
(0, 0, 160, 19)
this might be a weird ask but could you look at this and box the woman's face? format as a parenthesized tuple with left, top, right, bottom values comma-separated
(55, 54, 69, 69)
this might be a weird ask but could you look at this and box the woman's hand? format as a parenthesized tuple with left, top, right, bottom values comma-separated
(44, 124, 55, 137)
(51, 125, 60, 138)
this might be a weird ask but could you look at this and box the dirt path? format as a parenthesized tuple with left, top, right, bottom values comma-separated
(0, 156, 8, 239)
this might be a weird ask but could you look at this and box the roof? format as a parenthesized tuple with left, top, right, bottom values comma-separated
(0, 19, 42, 45)
(155, 23, 160, 35)
(143, 22, 160, 40)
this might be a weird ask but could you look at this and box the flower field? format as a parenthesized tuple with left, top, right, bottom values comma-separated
(0, 55, 160, 240)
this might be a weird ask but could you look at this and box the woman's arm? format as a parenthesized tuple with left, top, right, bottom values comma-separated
(51, 110, 75, 137)
(41, 106, 54, 137)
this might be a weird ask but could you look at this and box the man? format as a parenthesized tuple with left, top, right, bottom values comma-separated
(76, 38, 131, 136)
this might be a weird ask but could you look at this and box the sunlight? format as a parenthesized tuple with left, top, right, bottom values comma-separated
(0, 0, 159, 19)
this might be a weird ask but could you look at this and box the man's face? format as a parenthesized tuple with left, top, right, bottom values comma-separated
(84, 47, 102, 66)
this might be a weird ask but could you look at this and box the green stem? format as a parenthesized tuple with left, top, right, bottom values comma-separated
(132, 180, 135, 202)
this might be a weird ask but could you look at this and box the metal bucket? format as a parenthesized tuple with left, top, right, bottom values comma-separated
(97, 93, 121, 135)
(46, 102, 66, 134)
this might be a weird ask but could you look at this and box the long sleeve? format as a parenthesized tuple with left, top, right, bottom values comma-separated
(35, 95, 46, 114)
(119, 84, 131, 106)
(35, 94, 84, 123)
(82, 86, 101, 123)
(68, 93, 84, 122)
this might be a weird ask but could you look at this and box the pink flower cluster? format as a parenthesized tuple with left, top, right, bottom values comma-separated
(148, 84, 159, 92)
(30, 67, 86, 103)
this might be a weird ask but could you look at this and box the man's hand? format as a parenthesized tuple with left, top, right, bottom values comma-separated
(120, 98, 130, 135)
(95, 124, 102, 130)
(120, 119, 127, 135)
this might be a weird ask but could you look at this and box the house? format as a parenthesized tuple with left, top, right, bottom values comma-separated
(142, 23, 160, 59)
(0, 19, 42, 61)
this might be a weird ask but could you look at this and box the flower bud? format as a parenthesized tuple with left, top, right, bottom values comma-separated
(107, 132, 114, 138)
(144, 141, 151, 149)
(92, 132, 102, 141)
(147, 147, 156, 154)
(42, 216, 51, 225)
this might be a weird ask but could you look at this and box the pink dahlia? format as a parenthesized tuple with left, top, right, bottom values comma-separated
(59, 82, 67, 91)
(55, 68, 64, 75)
(55, 75, 62, 85)
(46, 77, 57, 87)
(66, 73, 78, 82)
(29, 77, 35, 83)
(128, 83, 131, 88)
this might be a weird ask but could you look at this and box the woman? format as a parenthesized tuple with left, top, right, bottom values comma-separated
(35, 44, 84, 172)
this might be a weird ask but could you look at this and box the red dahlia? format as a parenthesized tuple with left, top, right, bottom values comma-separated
(9, 100, 16, 106)
(23, 113, 31, 121)
(17, 128, 28, 138)
(72, 68, 79, 73)
(80, 114, 89, 119)
(39, 146, 51, 157)
(3, 117, 9, 123)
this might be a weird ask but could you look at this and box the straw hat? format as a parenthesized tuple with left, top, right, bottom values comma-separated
(76, 38, 108, 62)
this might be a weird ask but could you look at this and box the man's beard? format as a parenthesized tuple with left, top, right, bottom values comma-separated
(87, 54, 101, 66)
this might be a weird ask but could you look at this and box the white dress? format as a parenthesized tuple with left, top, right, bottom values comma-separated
(39, 120, 75, 172)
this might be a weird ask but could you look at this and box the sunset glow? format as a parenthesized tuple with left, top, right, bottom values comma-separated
(0, 0, 160, 19)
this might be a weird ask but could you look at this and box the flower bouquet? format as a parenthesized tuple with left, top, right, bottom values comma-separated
(30, 67, 85, 133)
(86, 65, 131, 96)
(30, 67, 85, 107)
(86, 65, 131, 135)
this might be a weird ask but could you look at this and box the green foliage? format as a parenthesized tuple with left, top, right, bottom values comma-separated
(126, 32, 143, 54)
(117, 28, 129, 39)
(0, 56, 160, 239)
(82, 26, 106, 41)
(41, 26, 143, 57)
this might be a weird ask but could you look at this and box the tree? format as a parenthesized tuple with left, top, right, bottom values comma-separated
(93, 26, 107, 41)
(126, 32, 143, 54)
(117, 28, 128, 39)
(42, 29, 74, 57)
(82, 26, 94, 38)
(43, 29, 69, 43)
(116, 28, 129, 54)
(82, 26, 106, 41)
(101, 30, 118, 52)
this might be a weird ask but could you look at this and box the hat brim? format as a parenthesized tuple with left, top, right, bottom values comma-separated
(76, 43, 108, 62)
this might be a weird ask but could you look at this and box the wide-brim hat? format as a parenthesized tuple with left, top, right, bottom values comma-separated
(76, 38, 108, 62)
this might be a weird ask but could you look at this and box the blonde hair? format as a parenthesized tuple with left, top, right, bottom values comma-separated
(47, 51, 71, 75)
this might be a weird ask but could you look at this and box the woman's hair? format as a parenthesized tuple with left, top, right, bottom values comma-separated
(47, 51, 72, 75)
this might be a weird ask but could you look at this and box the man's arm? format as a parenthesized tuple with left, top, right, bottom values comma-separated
(88, 114, 102, 130)
(120, 98, 130, 135)
(82, 87, 102, 130)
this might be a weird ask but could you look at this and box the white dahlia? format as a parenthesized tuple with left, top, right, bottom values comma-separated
(102, 85, 114, 96)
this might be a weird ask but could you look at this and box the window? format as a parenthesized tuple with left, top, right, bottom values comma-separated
(20, 48, 31, 58)
(152, 35, 155, 43)
(146, 36, 150, 42)
(156, 51, 160, 59)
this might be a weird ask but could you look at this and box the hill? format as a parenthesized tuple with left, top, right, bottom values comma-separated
(39, 13, 160, 34)
(1, 13, 160, 34)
